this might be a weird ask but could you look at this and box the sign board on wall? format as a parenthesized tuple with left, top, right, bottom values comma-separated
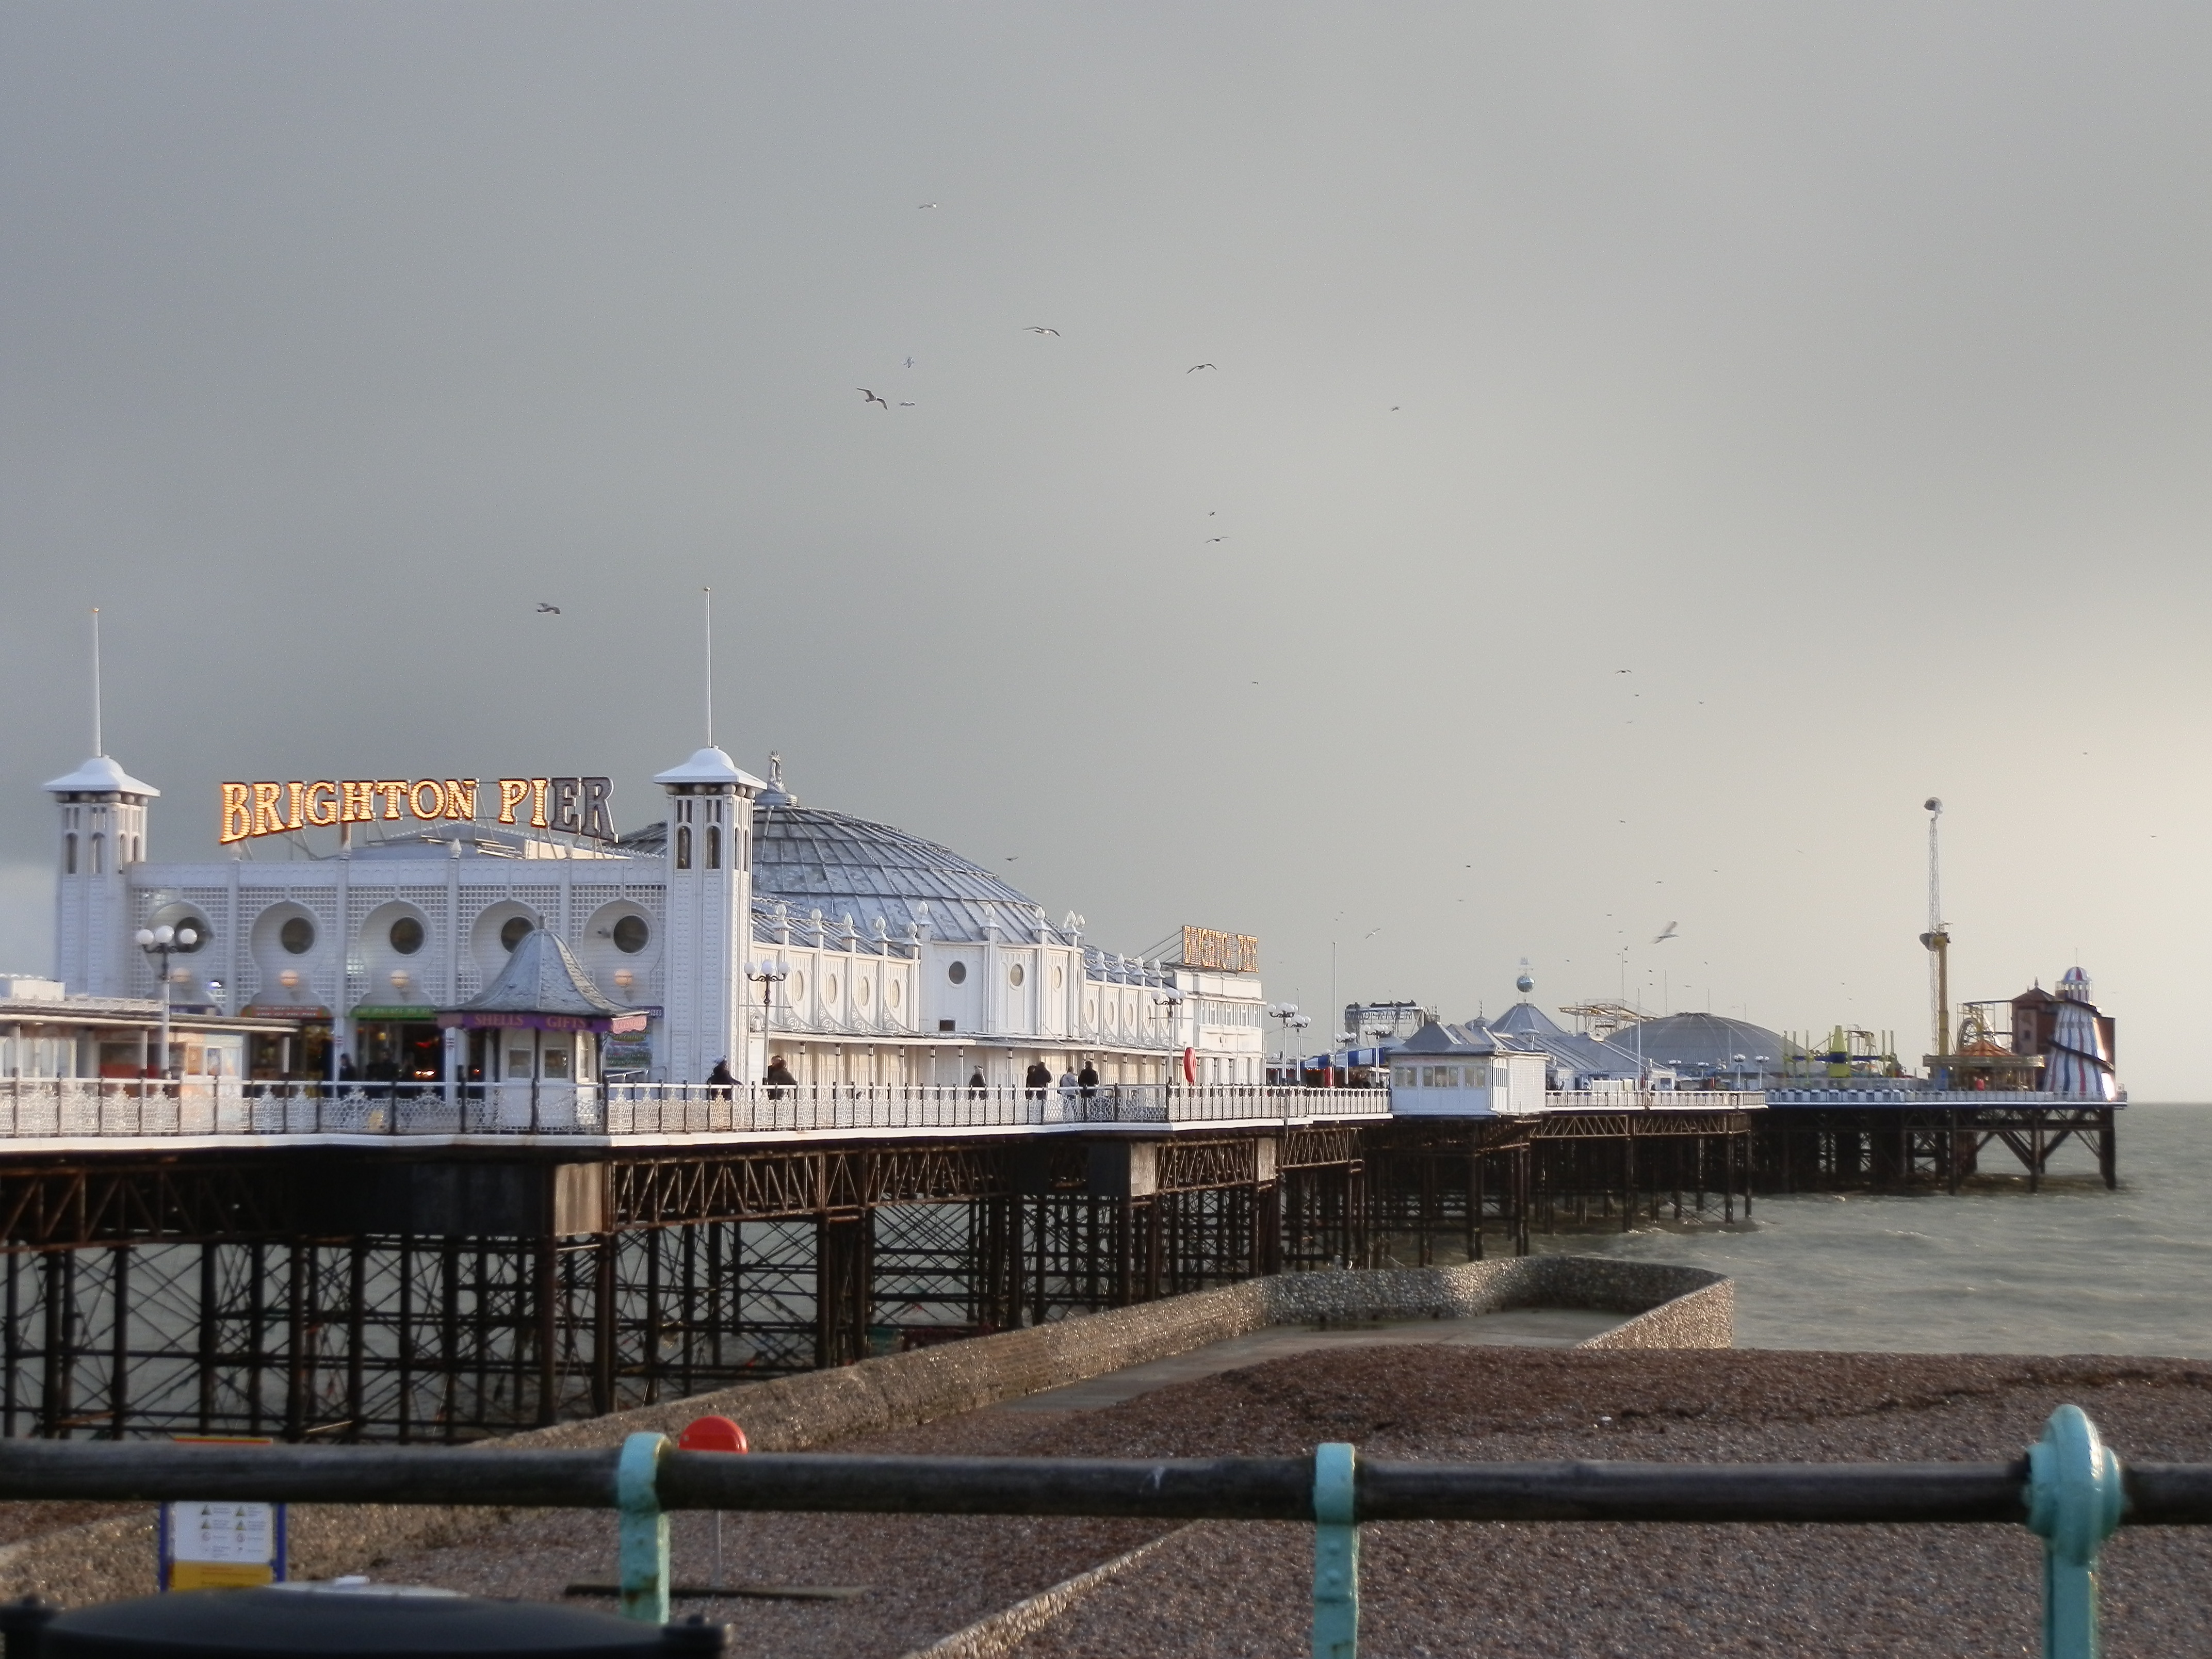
(156, 1437, 286, 1591)
(1178, 926, 1259, 973)
(218, 777, 616, 845)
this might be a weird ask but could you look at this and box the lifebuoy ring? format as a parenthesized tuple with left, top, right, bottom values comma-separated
(1182, 1047, 1196, 1085)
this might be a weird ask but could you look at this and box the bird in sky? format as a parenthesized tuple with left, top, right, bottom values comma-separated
(1024, 326, 1060, 336)
(918, 202, 938, 209)
(903, 356, 915, 368)
(1616, 668, 1632, 674)
(898, 401, 916, 407)
(1390, 405, 1400, 411)
(1206, 536, 1228, 543)
(857, 388, 888, 409)
(1187, 363, 1217, 373)
(536, 603, 561, 614)
(1654, 922, 1679, 944)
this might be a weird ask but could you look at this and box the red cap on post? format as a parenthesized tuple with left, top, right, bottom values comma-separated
(676, 1415, 749, 1454)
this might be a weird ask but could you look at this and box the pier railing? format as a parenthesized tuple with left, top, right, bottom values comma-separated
(0, 1077, 1389, 1140)
(0, 1405, 2178, 1658)
(1541, 1088, 1765, 1111)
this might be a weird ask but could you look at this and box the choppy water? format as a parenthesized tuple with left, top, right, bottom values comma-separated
(1537, 1102, 2212, 1356)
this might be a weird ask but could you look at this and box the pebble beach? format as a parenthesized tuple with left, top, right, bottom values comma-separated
(328, 1345, 2212, 1658)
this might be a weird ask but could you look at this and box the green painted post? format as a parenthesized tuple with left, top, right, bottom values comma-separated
(1311, 1442, 1359, 1659)
(2025, 1405, 2124, 1659)
(616, 1432, 672, 1624)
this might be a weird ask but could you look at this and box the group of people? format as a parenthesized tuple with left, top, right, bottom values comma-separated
(1017, 1058, 1100, 1108)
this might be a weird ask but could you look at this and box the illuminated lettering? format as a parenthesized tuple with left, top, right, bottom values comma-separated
(216, 774, 606, 842)
(548, 777, 581, 834)
(580, 777, 615, 840)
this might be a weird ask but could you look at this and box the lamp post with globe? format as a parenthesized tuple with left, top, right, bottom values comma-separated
(745, 959, 789, 1084)
(1267, 1003, 1311, 1084)
(1151, 984, 1186, 1087)
(133, 922, 198, 1080)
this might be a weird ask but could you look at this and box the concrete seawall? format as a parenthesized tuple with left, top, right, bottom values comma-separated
(0, 1255, 1728, 1605)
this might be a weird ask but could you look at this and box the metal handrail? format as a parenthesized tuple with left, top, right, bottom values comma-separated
(0, 1078, 1391, 1139)
(0, 1406, 2177, 1657)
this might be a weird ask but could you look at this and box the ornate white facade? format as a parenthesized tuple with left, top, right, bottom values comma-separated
(42, 743, 1270, 1088)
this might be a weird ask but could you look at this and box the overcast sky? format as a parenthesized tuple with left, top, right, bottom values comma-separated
(3, 4, 2208, 1093)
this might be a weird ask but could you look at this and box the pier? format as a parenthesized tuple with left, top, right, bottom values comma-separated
(0, 1079, 1764, 1443)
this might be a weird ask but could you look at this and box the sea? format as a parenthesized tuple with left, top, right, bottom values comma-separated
(1533, 1101, 2212, 1357)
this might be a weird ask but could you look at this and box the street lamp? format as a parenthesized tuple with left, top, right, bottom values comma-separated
(1151, 985, 1186, 1085)
(133, 922, 198, 1080)
(1267, 1004, 1311, 1083)
(745, 958, 789, 1083)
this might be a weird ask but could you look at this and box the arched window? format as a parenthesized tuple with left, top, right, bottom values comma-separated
(706, 824, 722, 869)
(675, 825, 692, 870)
(89, 834, 104, 875)
(63, 834, 76, 875)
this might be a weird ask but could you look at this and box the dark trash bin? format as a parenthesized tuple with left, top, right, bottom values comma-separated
(5, 1583, 724, 1659)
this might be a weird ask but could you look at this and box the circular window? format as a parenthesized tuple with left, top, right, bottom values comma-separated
(888, 980, 902, 1008)
(856, 979, 870, 1007)
(1052, 965, 1063, 989)
(824, 975, 839, 1004)
(500, 916, 534, 952)
(1085, 999, 1096, 1023)
(279, 917, 315, 955)
(1008, 964, 1024, 987)
(389, 917, 425, 955)
(947, 961, 967, 985)
(789, 971, 805, 1000)
(612, 916, 649, 954)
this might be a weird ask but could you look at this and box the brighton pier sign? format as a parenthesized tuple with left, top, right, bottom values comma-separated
(219, 777, 617, 845)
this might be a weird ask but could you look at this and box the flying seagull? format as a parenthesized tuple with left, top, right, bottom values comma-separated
(918, 202, 938, 208)
(857, 388, 889, 409)
(536, 603, 561, 614)
(1654, 921, 1679, 945)
(898, 401, 916, 407)
(1187, 363, 1217, 373)
(1205, 536, 1228, 543)
(1024, 326, 1060, 336)
(903, 356, 915, 368)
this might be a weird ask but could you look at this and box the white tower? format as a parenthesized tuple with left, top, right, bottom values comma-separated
(47, 754, 158, 997)
(653, 746, 763, 1082)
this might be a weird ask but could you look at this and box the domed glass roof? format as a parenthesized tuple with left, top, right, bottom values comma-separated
(1608, 1012, 1801, 1075)
(750, 803, 1046, 942)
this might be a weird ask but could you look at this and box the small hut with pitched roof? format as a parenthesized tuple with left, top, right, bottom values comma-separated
(436, 926, 649, 1096)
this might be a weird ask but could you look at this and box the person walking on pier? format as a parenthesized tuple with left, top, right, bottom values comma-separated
(764, 1054, 796, 1099)
(968, 1065, 987, 1099)
(707, 1058, 735, 1097)
(1078, 1059, 1097, 1103)
(1023, 1059, 1052, 1104)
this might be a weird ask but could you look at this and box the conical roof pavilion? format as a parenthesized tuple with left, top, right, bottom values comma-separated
(438, 929, 643, 1032)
